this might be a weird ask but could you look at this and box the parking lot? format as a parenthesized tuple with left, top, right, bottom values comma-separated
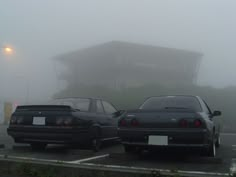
(0, 125, 235, 175)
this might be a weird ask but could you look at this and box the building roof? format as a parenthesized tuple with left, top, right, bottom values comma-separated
(55, 41, 203, 63)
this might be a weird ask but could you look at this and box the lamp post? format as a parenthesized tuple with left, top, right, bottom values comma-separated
(1, 45, 30, 104)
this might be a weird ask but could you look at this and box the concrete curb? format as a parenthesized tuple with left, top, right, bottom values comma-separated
(0, 156, 232, 177)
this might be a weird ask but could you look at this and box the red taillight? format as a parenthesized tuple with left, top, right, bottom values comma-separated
(56, 118, 64, 125)
(194, 119, 202, 128)
(131, 119, 139, 126)
(64, 118, 73, 126)
(180, 119, 188, 128)
(56, 117, 73, 126)
(16, 117, 24, 124)
(10, 116, 17, 124)
(119, 119, 127, 126)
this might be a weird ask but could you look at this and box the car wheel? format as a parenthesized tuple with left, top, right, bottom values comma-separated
(215, 134, 221, 148)
(92, 138, 102, 152)
(90, 127, 102, 152)
(206, 141, 216, 157)
(30, 143, 47, 151)
(124, 145, 136, 153)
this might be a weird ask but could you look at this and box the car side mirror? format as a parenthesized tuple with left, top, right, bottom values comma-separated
(212, 110, 221, 117)
(112, 110, 125, 118)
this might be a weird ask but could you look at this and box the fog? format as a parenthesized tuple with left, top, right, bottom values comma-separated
(1, 0, 236, 103)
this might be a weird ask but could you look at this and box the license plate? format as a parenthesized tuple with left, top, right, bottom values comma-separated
(33, 117, 46, 125)
(148, 135, 168, 145)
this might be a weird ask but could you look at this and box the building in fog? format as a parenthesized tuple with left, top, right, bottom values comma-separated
(55, 41, 202, 89)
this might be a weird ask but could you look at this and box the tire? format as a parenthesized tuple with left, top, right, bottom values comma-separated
(124, 145, 136, 153)
(30, 143, 47, 151)
(92, 138, 102, 152)
(215, 134, 221, 148)
(91, 127, 102, 152)
(205, 141, 216, 157)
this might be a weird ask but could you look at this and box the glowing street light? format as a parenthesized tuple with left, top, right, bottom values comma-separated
(3, 46, 13, 55)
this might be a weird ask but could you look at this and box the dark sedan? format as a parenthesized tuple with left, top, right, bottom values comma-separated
(7, 97, 120, 151)
(118, 95, 222, 157)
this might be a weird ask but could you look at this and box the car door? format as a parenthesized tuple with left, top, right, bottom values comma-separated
(102, 100, 118, 138)
(197, 98, 214, 134)
(72, 98, 96, 127)
(95, 99, 111, 139)
(203, 100, 221, 136)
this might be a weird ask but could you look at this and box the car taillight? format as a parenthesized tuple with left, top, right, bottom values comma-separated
(64, 118, 73, 126)
(56, 118, 64, 125)
(131, 119, 139, 126)
(194, 119, 202, 128)
(16, 117, 24, 124)
(119, 119, 127, 127)
(180, 119, 188, 128)
(56, 117, 73, 126)
(10, 116, 17, 124)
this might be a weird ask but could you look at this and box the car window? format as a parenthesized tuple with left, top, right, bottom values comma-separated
(203, 100, 212, 114)
(102, 101, 117, 114)
(48, 98, 90, 111)
(140, 96, 202, 112)
(61, 101, 74, 108)
(48, 100, 74, 107)
(96, 100, 104, 113)
(74, 99, 90, 111)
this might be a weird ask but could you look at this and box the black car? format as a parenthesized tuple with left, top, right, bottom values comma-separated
(118, 95, 222, 157)
(7, 97, 120, 151)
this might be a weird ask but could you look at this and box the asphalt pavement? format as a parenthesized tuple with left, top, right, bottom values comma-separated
(0, 124, 235, 175)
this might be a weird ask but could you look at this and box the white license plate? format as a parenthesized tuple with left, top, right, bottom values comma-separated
(33, 117, 46, 125)
(148, 135, 168, 145)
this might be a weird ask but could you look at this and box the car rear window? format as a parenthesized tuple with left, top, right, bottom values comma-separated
(48, 98, 91, 111)
(140, 96, 202, 112)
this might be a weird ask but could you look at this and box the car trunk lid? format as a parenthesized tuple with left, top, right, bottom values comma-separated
(11, 105, 73, 126)
(122, 109, 201, 128)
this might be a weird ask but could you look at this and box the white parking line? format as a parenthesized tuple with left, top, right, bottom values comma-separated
(68, 154, 109, 164)
(232, 145, 236, 151)
(0, 154, 110, 164)
(221, 133, 236, 136)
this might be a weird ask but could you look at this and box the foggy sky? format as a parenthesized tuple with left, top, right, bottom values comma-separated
(1, 0, 236, 102)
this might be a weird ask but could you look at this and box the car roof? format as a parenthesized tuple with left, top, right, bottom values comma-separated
(145, 95, 200, 99)
(53, 97, 115, 103)
(54, 97, 101, 100)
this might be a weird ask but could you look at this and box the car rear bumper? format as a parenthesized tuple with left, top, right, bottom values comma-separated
(7, 126, 91, 144)
(118, 128, 211, 148)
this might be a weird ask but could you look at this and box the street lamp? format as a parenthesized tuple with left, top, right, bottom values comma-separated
(2, 46, 13, 55)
